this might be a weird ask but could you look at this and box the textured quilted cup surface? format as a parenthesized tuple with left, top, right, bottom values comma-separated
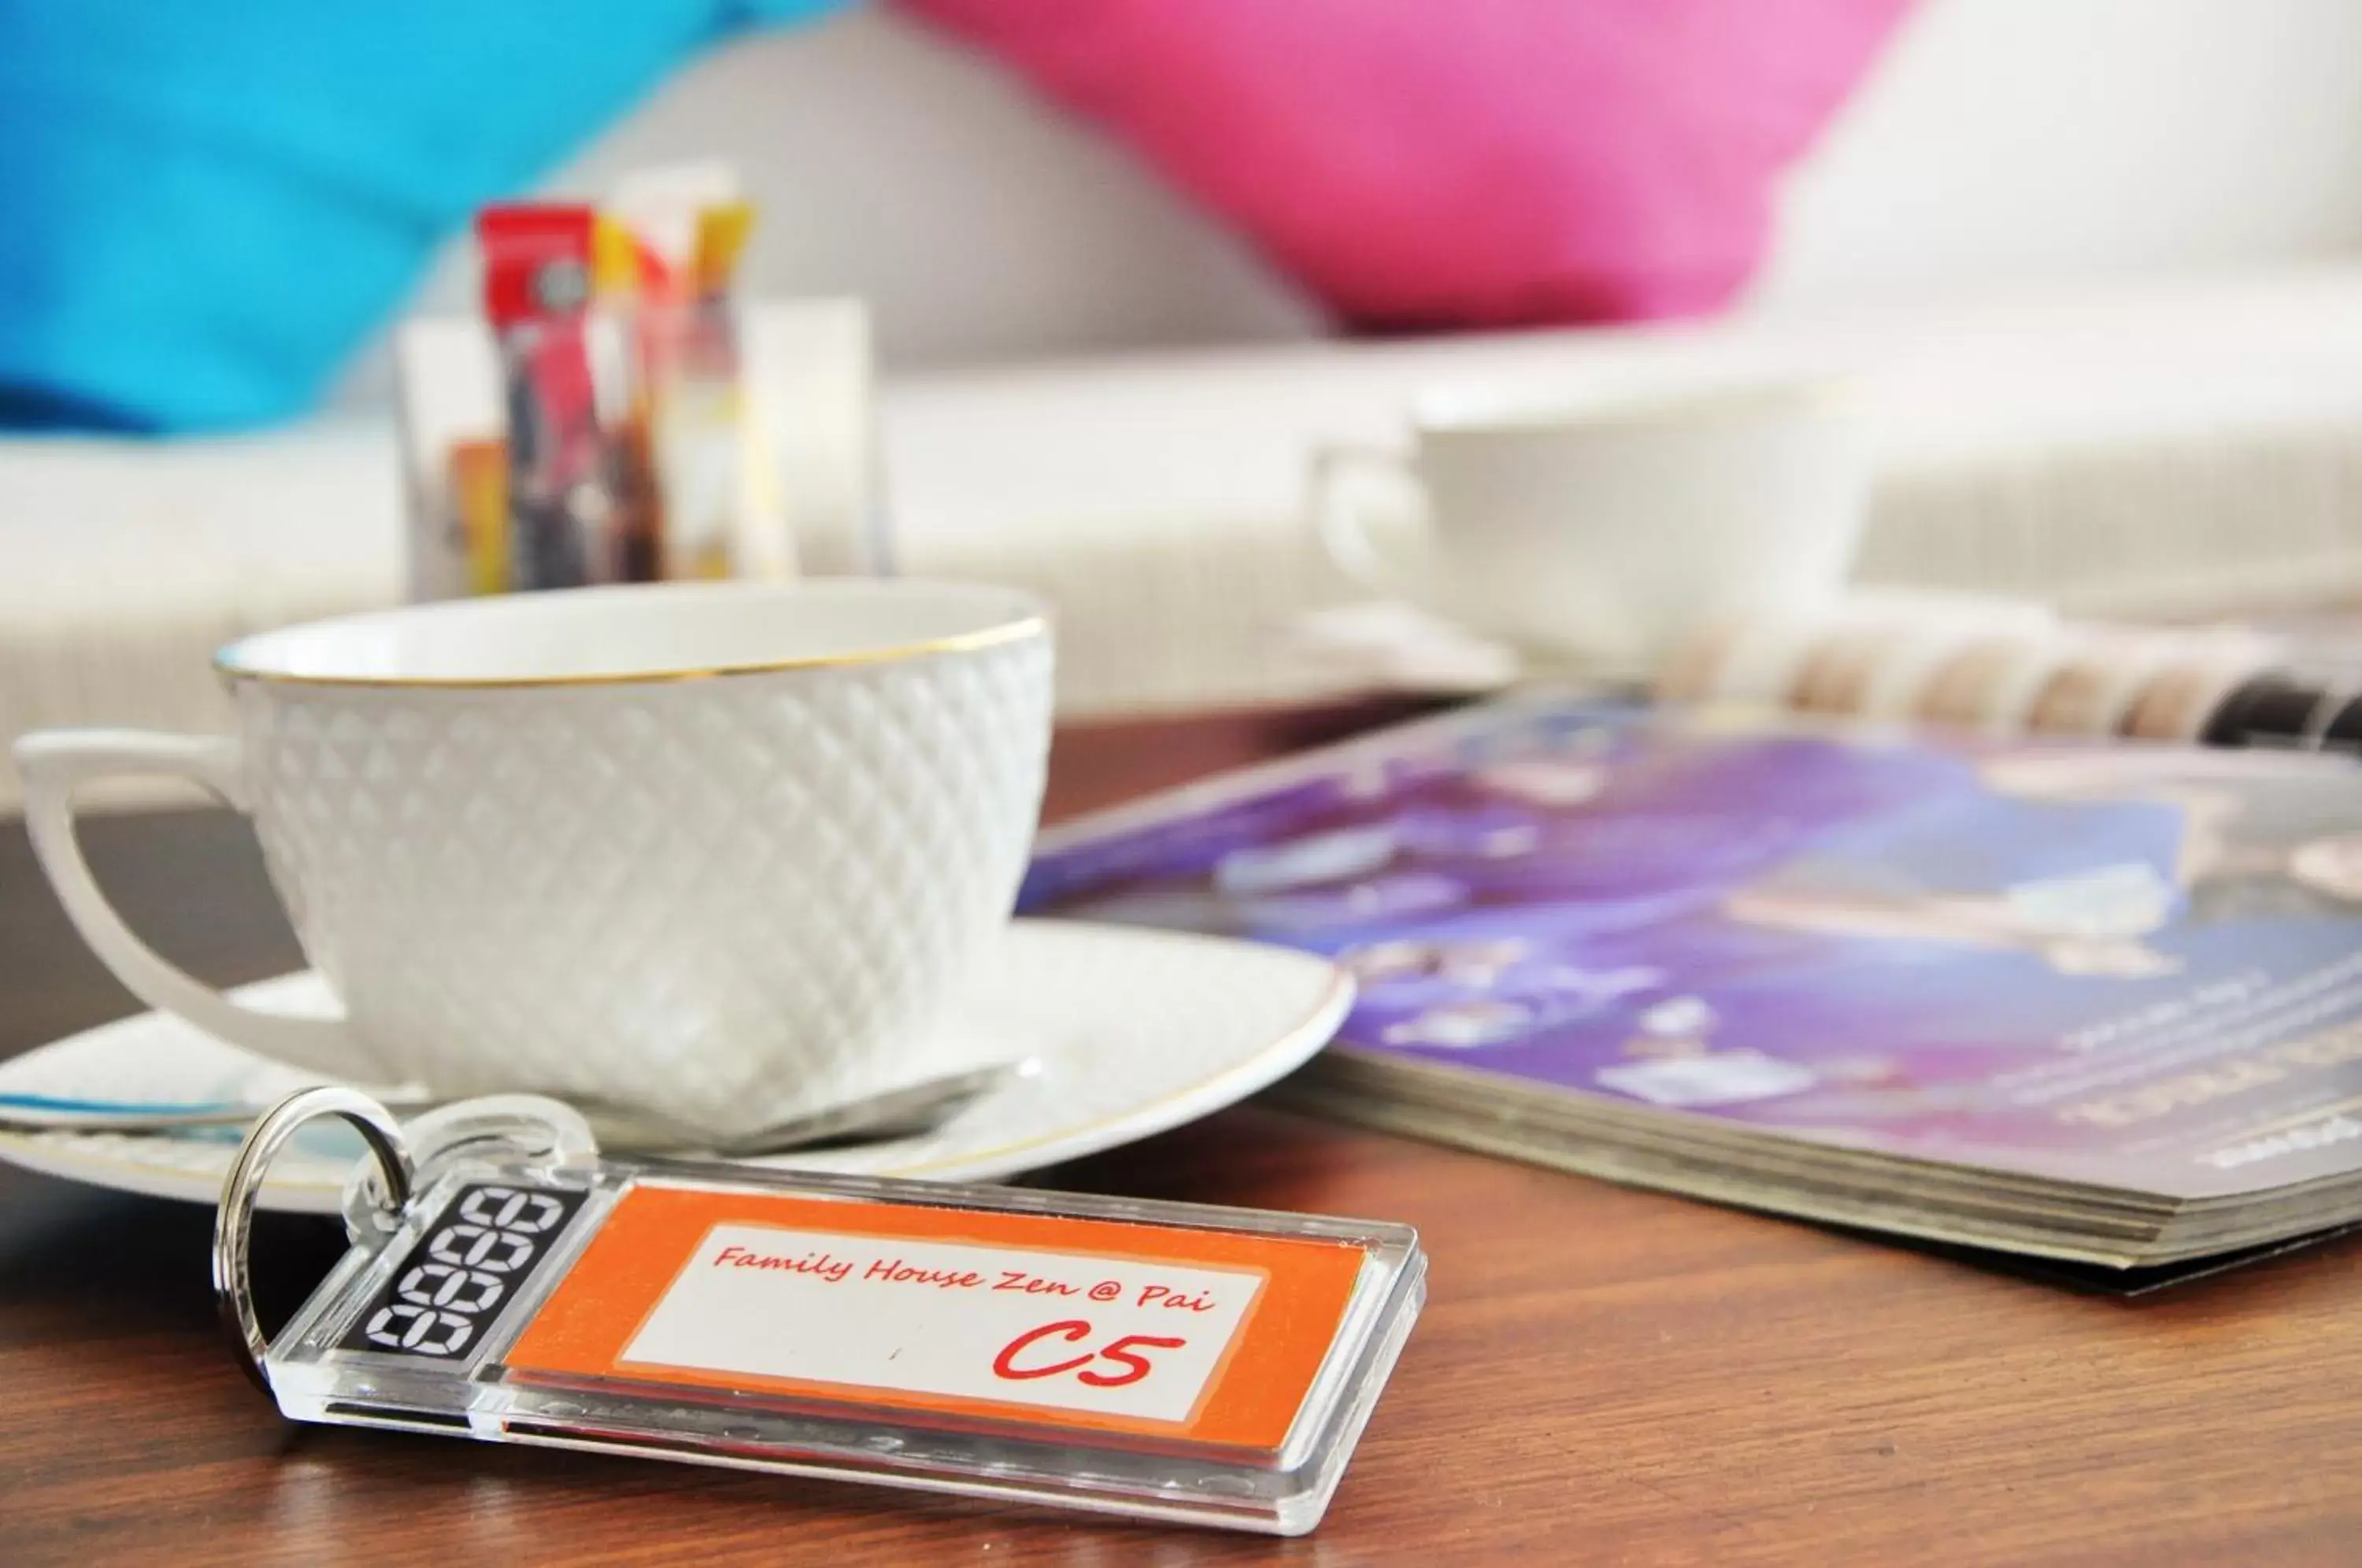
(231, 631, 1053, 1137)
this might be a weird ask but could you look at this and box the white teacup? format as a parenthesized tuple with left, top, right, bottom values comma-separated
(1312, 379, 1870, 676)
(14, 580, 1053, 1141)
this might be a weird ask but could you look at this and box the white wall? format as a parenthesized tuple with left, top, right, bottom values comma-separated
(385, 0, 2362, 381)
(1754, 0, 2362, 312)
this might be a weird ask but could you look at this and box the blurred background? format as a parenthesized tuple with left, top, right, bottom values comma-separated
(10, 0, 2362, 800)
(383, 0, 2362, 380)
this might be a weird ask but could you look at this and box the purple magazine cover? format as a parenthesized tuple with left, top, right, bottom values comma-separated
(1020, 694, 2362, 1200)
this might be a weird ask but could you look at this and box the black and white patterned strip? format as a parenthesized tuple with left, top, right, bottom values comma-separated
(338, 1182, 590, 1360)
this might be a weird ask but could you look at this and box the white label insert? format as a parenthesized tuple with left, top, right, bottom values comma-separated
(620, 1223, 1267, 1425)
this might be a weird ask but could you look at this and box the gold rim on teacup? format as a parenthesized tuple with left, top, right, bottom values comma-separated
(212, 580, 1050, 690)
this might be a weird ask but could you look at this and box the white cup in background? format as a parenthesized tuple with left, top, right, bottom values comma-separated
(1312, 379, 1871, 678)
(13, 580, 1053, 1141)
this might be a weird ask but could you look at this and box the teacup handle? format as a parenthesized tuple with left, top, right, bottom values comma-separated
(1309, 445, 1442, 601)
(14, 730, 363, 1076)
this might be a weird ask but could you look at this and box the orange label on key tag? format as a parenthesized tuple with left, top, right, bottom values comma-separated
(502, 1180, 1370, 1453)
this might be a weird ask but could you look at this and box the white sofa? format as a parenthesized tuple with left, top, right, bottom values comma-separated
(9, 2, 2362, 812)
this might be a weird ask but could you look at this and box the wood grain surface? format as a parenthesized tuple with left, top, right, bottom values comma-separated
(3, 701, 2357, 1566)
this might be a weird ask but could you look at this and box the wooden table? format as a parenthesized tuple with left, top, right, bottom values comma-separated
(4, 703, 2358, 1566)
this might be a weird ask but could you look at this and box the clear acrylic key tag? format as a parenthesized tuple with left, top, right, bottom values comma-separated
(214, 1087, 1425, 1535)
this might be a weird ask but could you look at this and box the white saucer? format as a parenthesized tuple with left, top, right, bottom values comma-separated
(0, 920, 1351, 1213)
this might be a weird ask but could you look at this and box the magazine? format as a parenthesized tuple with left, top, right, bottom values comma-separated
(1022, 693, 2362, 1270)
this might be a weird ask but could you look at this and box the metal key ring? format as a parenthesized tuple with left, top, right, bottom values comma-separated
(213, 1086, 415, 1394)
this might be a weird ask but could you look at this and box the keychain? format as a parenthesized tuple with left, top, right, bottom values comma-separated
(213, 1087, 1425, 1535)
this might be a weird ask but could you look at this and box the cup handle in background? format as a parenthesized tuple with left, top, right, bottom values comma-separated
(1309, 445, 1441, 601)
(13, 730, 364, 1076)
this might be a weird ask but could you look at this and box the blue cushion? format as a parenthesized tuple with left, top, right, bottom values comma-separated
(0, 0, 846, 433)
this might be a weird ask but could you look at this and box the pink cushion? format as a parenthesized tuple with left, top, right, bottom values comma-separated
(896, 0, 1913, 330)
